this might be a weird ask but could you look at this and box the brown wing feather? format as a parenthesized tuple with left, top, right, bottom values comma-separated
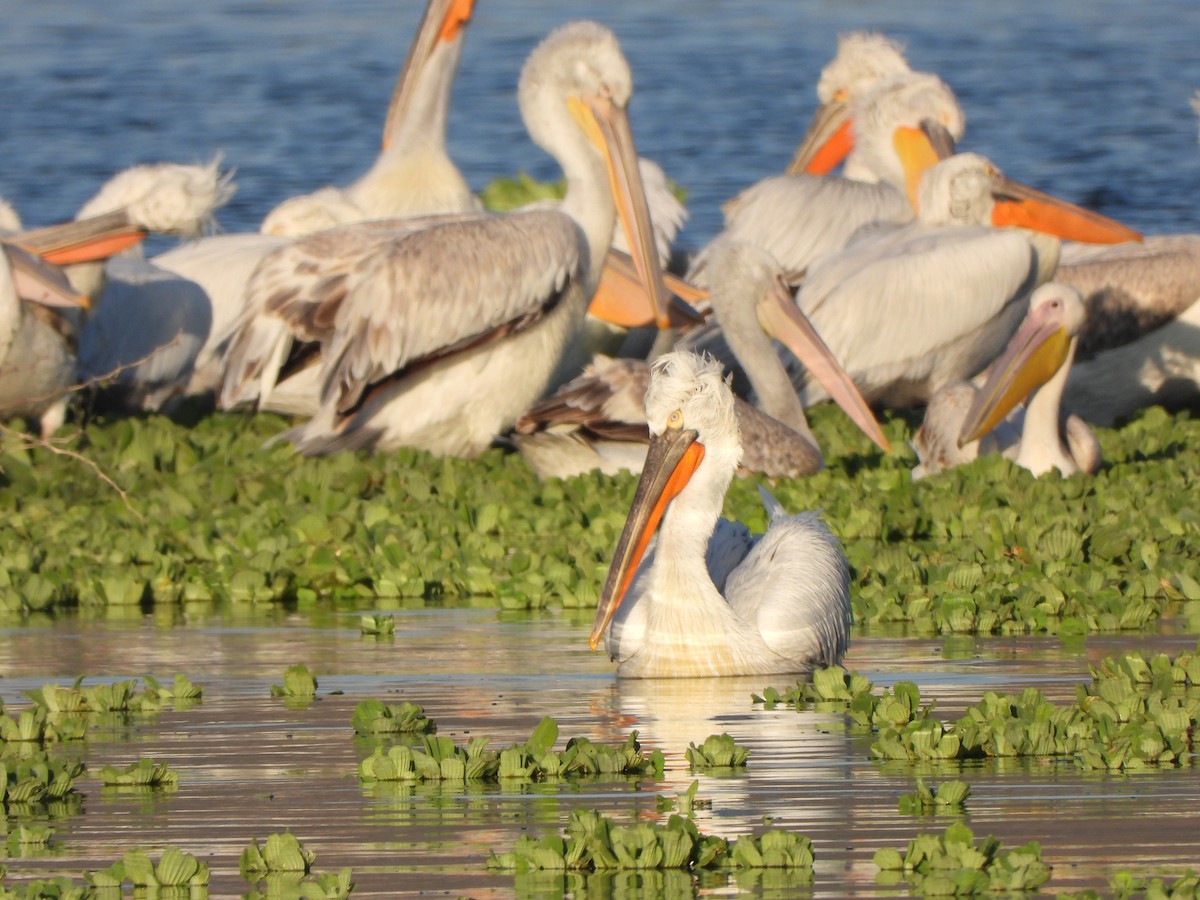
(315, 210, 583, 412)
(1058, 235, 1200, 359)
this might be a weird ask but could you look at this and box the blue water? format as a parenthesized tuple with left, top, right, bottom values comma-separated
(3, 0, 1199, 249)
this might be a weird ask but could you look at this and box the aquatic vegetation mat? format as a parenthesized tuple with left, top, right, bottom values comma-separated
(358, 717, 663, 784)
(760, 645, 1200, 770)
(873, 822, 1051, 893)
(1, 403, 1197, 643)
(89, 848, 210, 890)
(685, 733, 750, 770)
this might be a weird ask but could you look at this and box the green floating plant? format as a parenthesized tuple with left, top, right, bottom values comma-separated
(0, 875, 93, 899)
(685, 733, 750, 770)
(728, 831, 814, 870)
(98, 759, 179, 789)
(88, 847, 210, 889)
(142, 674, 204, 708)
(26, 678, 143, 714)
(873, 822, 1051, 894)
(270, 664, 318, 700)
(478, 171, 565, 212)
(756, 666, 924, 732)
(350, 700, 435, 736)
(656, 780, 709, 817)
(497, 718, 663, 780)
(0, 708, 85, 744)
(359, 718, 661, 785)
(359, 734, 496, 783)
(359, 613, 395, 636)
(0, 757, 84, 806)
(897, 777, 970, 815)
(2, 398, 1199, 621)
(487, 809, 727, 873)
(764, 649, 1200, 772)
(1109, 867, 1200, 898)
(240, 832, 316, 878)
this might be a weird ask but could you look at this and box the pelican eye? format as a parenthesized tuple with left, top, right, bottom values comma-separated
(666, 409, 683, 429)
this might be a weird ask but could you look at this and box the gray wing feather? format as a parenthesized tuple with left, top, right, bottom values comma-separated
(724, 510, 852, 669)
(794, 225, 1036, 386)
(691, 176, 912, 285)
(318, 210, 583, 411)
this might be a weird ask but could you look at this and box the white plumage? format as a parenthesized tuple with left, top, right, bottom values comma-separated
(590, 351, 851, 679)
(260, 0, 481, 236)
(689, 70, 963, 290)
(788, 153, 1140, 409)
(219, 21, 671, 458)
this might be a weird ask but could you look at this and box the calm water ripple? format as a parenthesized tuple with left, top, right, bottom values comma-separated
(0, 610, 1198, 895)
(3, 0, 1199, 249)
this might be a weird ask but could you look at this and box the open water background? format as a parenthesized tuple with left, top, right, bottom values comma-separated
(3, 0, 1200, 248)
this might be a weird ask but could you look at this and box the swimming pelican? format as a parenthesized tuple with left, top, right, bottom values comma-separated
(588, 351, 851, 679)
(219, 21, 671, 458)
(261, 0, 480, 235)
(1057, 235, 1200, 425)
(689, 71, 962, 288)
(514, 240, 889, 479)
(787, 31, 911, 176)
(912, 282, 1100, 479)
(0, 242, 89, 437)
(788, 153, 1141, 410)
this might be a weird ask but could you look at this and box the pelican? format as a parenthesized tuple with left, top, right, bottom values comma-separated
(786, 152, 1141, 410)
(587, 351, 851, 679)
(1052, 89, 1200, 426)
(219, 21, 671, 458)
(788, 31, 911, 176)
(24, 160, 242, 409)
(1057, 235, 1200, 425)
(689, 70, 963, 288)
(515, 240, 889, 479)
(36, 158, 234, 303)
(260, 0, 480, 236)
(912, 282, 1100, 479)
(0, 243, 89, 437)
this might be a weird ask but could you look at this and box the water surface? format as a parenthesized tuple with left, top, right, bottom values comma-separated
(1, 607, 1196, 896)
(3, 0, 1199, 248)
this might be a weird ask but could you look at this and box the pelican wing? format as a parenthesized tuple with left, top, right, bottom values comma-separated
(794, 224, 1038, 395)
(515, 354, 650, 436)
(724, 509, 851, 670)
(1057, 234, 1200, 359)
(317, 210, 583, 412)
(218, 215, 483, 409)
(693, 175, 912, 285)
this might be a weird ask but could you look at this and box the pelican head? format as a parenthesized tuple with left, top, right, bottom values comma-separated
(789, 31, 911, 175)
(918, 153, 1142, 244)
(958, 282, 1085, 447)
(588, 352, 739, 649)
(846, 72, 963, 203)
(518, 21, 671, 329)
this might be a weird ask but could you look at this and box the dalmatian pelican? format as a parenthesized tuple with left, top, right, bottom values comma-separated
(260, 0, 481, 235)
(219, 21, 671, 458)
(912, 282, 1100, 479)
(588, 351, 852, 678)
